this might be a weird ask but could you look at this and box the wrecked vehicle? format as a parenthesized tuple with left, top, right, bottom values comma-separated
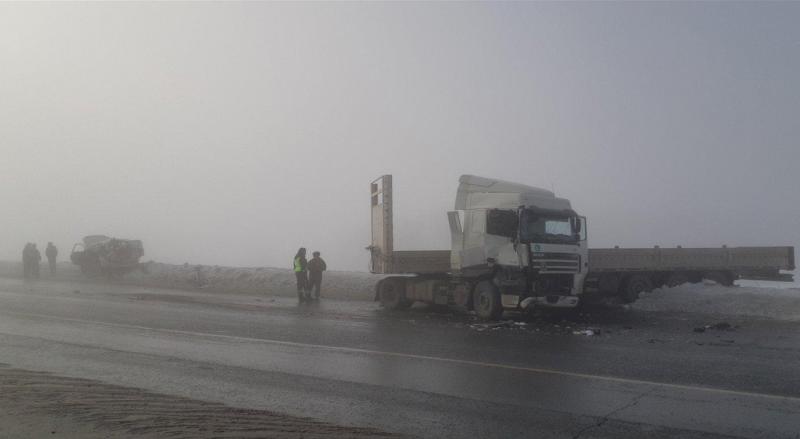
(369, 175, 795, 320)
(70, 235, 144, 278)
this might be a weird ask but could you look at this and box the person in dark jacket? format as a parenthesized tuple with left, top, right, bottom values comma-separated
(45, 242, 58, 275)
(293, 247, 309, 302)
(307, 251, 327, 300)
(22, 243, 32, 279)
(31, 244, 42, 279)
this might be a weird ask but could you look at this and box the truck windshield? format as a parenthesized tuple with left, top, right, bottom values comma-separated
(519, 210, 577, 244)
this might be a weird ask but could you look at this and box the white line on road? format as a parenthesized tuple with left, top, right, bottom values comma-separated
(3, 309, 800, 404)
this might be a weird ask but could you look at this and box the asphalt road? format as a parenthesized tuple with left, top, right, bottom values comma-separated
(0, 276, 798, 438)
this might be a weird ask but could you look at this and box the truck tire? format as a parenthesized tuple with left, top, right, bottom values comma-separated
(598, 274, 621, 294)
(378, 278, 411, 310)
(473, 281, 503, 320)
(665, 272, 690, 288)
(623, 274, 652, 303)
(703, 271, 734, 287)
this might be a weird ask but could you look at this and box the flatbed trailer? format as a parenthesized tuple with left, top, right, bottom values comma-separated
(376, 247, 795, 279)
(369, 175, 795, 317)
(376, 246, 794, 298)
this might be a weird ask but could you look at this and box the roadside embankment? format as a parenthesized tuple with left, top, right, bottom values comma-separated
(634, 281, 800, 321)
(0, 260, 381, 301)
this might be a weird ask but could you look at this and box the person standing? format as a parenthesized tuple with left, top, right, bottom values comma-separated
(293, 247, 309, 302)
(307, 251, 327, 301)
(31, 244, 42, 279)
(22, 243, 32, 279)
(45, 242, 58, 275)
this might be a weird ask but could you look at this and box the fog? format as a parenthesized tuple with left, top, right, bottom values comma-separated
(1, 2, 798, 272)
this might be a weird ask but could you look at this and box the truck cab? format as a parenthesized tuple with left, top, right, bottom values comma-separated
(449, 175, 588, 317)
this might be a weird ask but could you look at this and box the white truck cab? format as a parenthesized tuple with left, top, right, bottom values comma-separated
(448, 175, 588, 314)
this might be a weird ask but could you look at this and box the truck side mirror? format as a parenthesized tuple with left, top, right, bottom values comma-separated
(573, 218, 582, 234)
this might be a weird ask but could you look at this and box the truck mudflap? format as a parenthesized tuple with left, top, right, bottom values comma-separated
(515, 295, 580, 309)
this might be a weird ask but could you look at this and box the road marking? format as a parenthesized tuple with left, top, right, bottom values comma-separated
(3, 309, 800, 404)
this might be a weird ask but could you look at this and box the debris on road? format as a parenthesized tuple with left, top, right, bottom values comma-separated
(693, 321, 736, 333)
(469, 320, 521, 331)
(469, 320, 514, 331)
(572, 328, 601, 336)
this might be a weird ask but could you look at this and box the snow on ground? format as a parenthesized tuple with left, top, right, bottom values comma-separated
(736, 277, 800, 289)
(1, 260, 797, 319)
(634, 278, 800, 321)
(0, 261, 380, 301)
(126, 262, 379, 300)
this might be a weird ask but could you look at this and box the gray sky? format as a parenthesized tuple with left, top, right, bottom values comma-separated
(1, 2, 798, 271)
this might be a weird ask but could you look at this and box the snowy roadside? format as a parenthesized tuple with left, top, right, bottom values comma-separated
(634, 280, 800, 321)
(0, 260, 381, 301)
(1, 260, 797, 321)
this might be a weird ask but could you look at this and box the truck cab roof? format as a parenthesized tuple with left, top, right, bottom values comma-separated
(455, 175, 575, 214)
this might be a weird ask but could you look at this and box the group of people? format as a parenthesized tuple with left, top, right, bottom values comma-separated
(22, 242, 58, 279)
(293, 247, 327, 302)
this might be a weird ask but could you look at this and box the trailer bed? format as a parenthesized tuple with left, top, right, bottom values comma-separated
(377, 246, 794, 280)
(588, 246, 794, 277)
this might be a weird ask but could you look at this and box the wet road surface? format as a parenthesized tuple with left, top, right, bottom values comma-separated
(0, 277, 798, 438)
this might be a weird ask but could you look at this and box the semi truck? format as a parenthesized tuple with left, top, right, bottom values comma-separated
(368, 175, 795, 319)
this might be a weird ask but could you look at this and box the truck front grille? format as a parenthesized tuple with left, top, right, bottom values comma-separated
(530, 253, 580, 273)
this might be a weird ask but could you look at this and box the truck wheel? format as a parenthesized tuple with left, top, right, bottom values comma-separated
(665, 272, 689, 288)
(379, 278, 410, 310)
(623, 275, 652, 303)
(703, 271, 734, 287)
(473, 281, 503, 320)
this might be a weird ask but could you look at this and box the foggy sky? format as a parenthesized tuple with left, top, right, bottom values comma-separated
(1, 2, 798, 272)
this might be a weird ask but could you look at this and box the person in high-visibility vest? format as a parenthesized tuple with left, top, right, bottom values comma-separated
(293, 247, 309, 302)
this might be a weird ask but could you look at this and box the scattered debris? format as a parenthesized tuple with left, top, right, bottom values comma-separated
(469, 320, 524, 331)
(647, 338, 666, 344)
(573, 328, 601, 336)
(693, 322, 735, 333)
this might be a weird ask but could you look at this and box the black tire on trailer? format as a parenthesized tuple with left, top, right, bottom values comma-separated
(598, 274, 621, 294)
(622, 274, 653, 303)
(703, 271, 734, 287)
(665, 272, 690, 288)
(378, 277, 410, 310)
(688, 272, 703, 284)
(473, 280, 503, 320)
